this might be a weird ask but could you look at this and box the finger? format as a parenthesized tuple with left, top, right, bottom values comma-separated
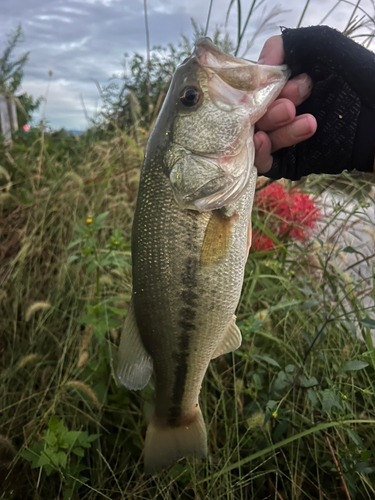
(279, 73, 313, 106)
(269, 114, 317, 153)
(254, 131, 273, 173)
(257, 35, 284, 65)
(256, 99, 295, 132)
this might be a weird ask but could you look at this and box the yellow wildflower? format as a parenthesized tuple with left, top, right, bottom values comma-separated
(86, 218, 92, 224)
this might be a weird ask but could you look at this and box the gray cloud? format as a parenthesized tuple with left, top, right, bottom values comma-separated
(1, 0, 373, 129)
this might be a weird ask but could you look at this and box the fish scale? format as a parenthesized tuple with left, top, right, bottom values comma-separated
(116, 37, 289, 474)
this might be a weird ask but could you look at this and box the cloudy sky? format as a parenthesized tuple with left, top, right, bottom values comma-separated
(2, 0, 374, 130)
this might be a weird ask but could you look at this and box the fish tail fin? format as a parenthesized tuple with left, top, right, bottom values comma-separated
(144, 407, 207, 475)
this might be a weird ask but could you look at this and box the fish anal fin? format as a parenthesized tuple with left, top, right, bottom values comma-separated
(200, 210, 233, 266)
(116, 298, 153, 390)
(212, 315, 242, 359)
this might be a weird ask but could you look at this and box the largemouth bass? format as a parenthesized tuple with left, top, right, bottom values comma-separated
(117, 38, 289, 474)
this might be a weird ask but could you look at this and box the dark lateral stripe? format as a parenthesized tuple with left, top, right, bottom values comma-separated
(168, 253, 199, 425)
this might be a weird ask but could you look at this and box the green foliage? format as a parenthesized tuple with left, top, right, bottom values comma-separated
(20, 415, 99, 499)
(17, 92, 43, 128)
(0, 24, 28, 94)
(0, 24, 42, 126)
(68, 212, 131, 343)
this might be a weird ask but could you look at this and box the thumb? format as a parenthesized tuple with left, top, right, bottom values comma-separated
(258, 35, 285, 66)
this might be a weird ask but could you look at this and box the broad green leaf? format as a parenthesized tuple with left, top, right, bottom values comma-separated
(355, 462, 375, 474)
(56, 450, 67, 468)
(44, 463, 55, 476)
(300, 299, 319, 310)
(108, 318, 120, 328)
(343, 321, 357, 337)
(44, 432, 57, 447)
(361, 450, 372, 461)
(64, 431, 81, 446)
(86, 433, 100, 443)
(37, 452, 52, 468)
(244, 319, 263, 335)
(19, 448, 40, 466)
(252, 373, 262, 390)
(108, 307, 127, 316)
(299, 375, 318, 388)
(307, 388, 318, 407)
(266, 300, 301, 313)
(273, 419, 289, 441)
(95, 211, 110, 223)
(72, 446, 85, 457)
(77, 431, 89, 446)
(253, 354, 281, 369)
(80, 314, 98, 325)
(48, 415, 63, 434)
(342, 360, 369, 372)
(67, 255, 79, 264)
(321, 389, 336, 413)
(360, 318, 375, 329)
(94, 320, 109, 336)
(67, 238, 83, 249)
(347, 429, 362, 447)
(342, 246, 361, 254)
(86, 261, 98, 275)
(266, 399, 278, 411)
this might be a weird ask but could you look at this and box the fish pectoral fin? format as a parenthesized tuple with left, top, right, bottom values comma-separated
(201, 209, 232, 266)
(211, 315, 242, 359)
(116, 298, 153, 390)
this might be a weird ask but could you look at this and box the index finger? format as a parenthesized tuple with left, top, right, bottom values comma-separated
(257, 35, 284, 66)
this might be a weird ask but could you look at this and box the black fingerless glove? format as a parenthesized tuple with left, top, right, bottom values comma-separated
(266, 25, 375, 181)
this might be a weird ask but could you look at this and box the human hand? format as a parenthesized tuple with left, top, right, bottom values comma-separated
(253, 27, 375, 180)
(254, 35, 317, 174)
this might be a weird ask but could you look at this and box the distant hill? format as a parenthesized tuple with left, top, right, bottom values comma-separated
(68, 129, 84, 135)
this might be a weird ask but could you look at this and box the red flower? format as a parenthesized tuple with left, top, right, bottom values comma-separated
(251, 183, 320, 251)
(251, 231, 275, 251)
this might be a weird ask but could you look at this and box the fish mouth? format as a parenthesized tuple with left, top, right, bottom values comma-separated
(195, 37, 263, 92)
(193, 37, 290, 116)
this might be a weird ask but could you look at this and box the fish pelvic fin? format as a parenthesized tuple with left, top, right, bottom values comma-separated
(116, 298, 153, 390)
(144, 407, 207, 475)
(211, 315, 242, 359)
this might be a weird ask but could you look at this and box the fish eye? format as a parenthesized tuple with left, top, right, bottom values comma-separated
(180, 86, 200, 107)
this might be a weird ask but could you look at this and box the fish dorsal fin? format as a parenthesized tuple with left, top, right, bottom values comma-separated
(211, 316, 242, 359)
(116, 298, 153, 390)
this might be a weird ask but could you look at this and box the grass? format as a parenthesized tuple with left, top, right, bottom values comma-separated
(0, 125, 374, 500)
